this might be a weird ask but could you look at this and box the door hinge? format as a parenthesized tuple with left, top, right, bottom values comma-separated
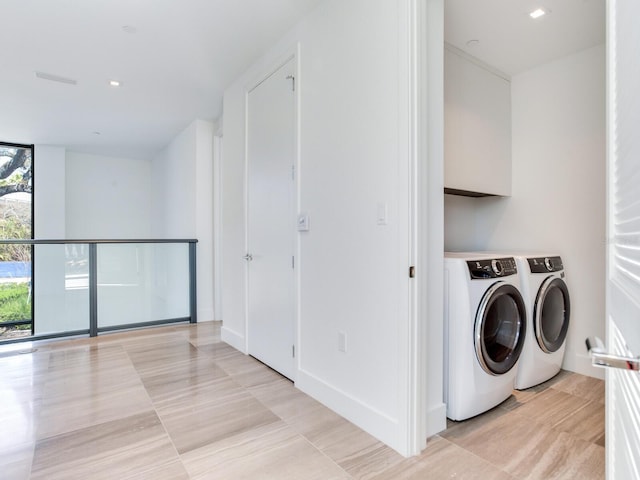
(292, 345, 296, 358)
(286, 74, 295, 91)
(291, 165, 296, 180)
(409, 266, 415, 278)
(292, 256, 295, 269)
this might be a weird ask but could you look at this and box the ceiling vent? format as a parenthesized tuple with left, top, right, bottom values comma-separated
(35, 71, 78, 85)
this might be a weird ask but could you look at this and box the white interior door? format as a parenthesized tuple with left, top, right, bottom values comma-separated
(606, 1, 640, 478)
(246, 58, 296, 380)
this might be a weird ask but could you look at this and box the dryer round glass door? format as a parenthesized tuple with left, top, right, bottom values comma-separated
(475, 282, 527, 375)
(534, 277, 570, 353)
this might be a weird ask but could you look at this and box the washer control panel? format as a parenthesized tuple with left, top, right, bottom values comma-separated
(527, 256, 564, 273)
(467, 258, 518, 279)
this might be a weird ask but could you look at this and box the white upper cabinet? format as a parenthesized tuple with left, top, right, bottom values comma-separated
(444, 47, 512, 196)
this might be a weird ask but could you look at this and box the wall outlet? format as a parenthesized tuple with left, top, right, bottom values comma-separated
(376, 202, 388, 225)
(338, 331, 347, 353)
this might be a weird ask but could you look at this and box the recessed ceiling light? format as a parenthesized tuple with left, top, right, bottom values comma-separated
(529, 8, 547, 19)
(109, 80, 121, 87)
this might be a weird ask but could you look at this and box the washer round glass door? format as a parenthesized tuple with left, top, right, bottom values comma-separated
(475, 282, 527, 375)
(534, 276, 570, 353)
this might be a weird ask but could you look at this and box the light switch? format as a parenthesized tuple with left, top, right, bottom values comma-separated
(377, 202, 388, 225)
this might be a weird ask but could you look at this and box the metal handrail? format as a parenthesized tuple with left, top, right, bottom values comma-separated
(0, 239, 197, 244)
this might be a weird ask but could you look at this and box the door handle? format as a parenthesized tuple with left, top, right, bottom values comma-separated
(586, 337, 640, 371)
(243, 254, 253, 261)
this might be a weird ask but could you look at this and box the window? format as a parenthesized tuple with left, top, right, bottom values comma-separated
(0, 142, 33, 339)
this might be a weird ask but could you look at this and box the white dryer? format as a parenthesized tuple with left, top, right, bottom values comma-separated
(444, 253, 527, 421)
(513, 254, 570, 390)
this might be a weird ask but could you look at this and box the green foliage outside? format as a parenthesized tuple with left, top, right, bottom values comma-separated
(0, 282, 31, 330)
(0, 216, 31, 262)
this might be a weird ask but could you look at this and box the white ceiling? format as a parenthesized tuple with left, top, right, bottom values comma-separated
(0, 0, 605, 160)
(445, 0, 605, 76)
(0, 0, 324, 159)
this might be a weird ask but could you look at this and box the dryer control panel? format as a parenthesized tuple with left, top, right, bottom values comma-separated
(527, 256, 564, 273)
(466, 258, 518, 279)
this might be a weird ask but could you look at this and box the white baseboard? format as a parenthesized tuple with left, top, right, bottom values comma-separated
(295, 369, 408, 456)
(426, 402, 447, 438)
(221, 326, 246, 353)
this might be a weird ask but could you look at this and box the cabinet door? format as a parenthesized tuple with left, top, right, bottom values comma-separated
(444, 48, 511, 196)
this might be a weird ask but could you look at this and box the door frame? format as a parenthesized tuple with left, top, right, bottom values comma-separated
(415, 0, 447, 450)
(213, 129, 224, 322)
(243, 48, 300, 378)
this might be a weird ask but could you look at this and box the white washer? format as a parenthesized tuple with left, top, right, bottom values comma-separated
(513, 254, 570, 390)
(444, 253, 527, 421)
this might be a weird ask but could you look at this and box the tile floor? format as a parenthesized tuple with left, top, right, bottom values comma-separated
(0, 322, 605, 479)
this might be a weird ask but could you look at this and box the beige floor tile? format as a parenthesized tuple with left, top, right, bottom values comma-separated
(99, 328, 187, 350)
(284, 398, 348, 441)
(551, 373, 605, 404)
(159, 391, 281, 454)
(501, 390, 537, 411)
(125, 341, 201, 376)
(333, 438, 405, 480)
(215, 352, 287, 389)
(520, 436, 604, 480)
(0, 442, 34, 480)
(36, 382, 154, 439)
(0, 399, 40, 448)
(140, 356, 229, 401)
(372, 436, 515, 480)
(508, 388, 590, 426)
(182, 422, 351, 480)
(296, 412, 405, 479)
(194, 341, 242, 361)
(248, 377, 325, 422)
(0, 376, 46, 405)
(504, 371, 574, 410)
(231, 363, 287, 389)
(553, 399, 605, 443)
(444, 407, 604, 479)
(0, 324, 607, 480)
(121, 460, 191, 480)
(46, 344, 128, 372)
(31, 411, 180, 480)
(153, 375, 247, 415)
(178, 321, 222, 347)
(0, 351, 49, 404)
(0, 347, 50, 376)
(42, 362, 142, 400)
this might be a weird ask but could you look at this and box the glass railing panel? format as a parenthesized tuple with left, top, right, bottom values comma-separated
(96, 243, 190, 329)
(0, 246, 32, 340)
(33, 244, 89, 335)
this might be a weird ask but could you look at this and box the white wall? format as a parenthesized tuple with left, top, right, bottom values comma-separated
(34, 145, 65, 238)
(444, 45, 606, 378)
(221, 0, 425, 455)
(152, 119, 215, 322)
(65, 151, 152, 238)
